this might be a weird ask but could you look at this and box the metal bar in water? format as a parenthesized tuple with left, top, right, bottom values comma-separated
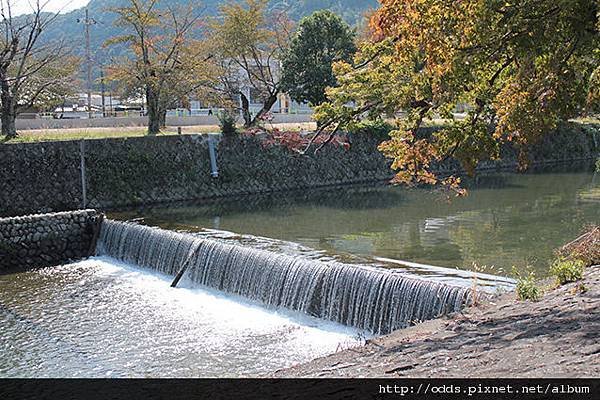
(170, 260, 191, 288)
(171, 245, 199, 288)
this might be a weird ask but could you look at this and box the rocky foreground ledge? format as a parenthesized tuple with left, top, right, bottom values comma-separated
(274, 265, 600, 378)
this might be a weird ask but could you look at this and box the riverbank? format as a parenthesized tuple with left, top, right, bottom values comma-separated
(274, 264, 600, 377)
(1, 122, 598, 218)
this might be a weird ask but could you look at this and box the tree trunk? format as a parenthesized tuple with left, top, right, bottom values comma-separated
(146, 87, 161, 135)
(250, 93, 278, 127)
(240, 92, 252, 128)
(159, 108, 167, 129)
(0, 79, 18, 139)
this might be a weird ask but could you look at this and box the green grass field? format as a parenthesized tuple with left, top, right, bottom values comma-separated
(1, 122, 318, 144)
(1, 126, 215, 143)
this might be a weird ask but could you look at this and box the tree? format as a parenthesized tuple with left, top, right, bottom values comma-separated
(281, 10, 356, 108)
(205, 0, 292, 127)
(0, 1, 77, 139)
(314, 0, 599, 192)
(106, 0, 206, 135)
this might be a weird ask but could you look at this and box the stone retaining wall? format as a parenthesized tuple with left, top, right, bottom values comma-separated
(0, 123, 598, 217)
(0, 210, 102, 272)
(0, 133, 392, 217)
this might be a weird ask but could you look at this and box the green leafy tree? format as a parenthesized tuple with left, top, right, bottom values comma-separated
(205, 0, 292, 127)
(314, 0, 599, 193)
(106, 0, 207, 135)
(281, 10, 356, 107)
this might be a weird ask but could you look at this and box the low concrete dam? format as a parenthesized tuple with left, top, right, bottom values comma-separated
(97, 219, 474, 334)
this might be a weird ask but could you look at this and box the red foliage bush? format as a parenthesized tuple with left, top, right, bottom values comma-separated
(242, 128, 350, 153)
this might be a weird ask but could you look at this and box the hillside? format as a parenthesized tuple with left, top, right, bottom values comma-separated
(43, 0, 378, 61)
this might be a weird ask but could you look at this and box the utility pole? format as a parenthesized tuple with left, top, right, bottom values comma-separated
(100, 67, 106, 117)
(78, 9, 96, 119)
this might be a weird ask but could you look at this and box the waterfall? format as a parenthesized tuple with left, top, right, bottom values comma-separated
(96, 219, 473, 334)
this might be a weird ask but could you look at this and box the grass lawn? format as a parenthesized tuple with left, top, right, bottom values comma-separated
(1, 122, 318, 144)
(2, 126, 216, 144)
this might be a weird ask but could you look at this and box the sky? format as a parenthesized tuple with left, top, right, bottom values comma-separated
(4, 0, 90, 15)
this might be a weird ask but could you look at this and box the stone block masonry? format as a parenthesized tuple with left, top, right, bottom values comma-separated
(0, 210, 102, 272)
(81, 133, 395, 210)
(0, 123, 597, 217)
(0, 133, 392, 217)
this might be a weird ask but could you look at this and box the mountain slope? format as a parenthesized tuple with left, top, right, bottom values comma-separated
(43, 0, 378, 59)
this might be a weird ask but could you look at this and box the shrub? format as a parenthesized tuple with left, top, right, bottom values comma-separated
(217, 111, 238, 138)
(513, 268, 541, 302)
(549, 259, 585, 285)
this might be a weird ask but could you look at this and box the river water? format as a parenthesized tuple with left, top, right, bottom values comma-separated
(0, 258, 365, 377)
(2, 164, 597, 377)
(112, 165, 599, 277)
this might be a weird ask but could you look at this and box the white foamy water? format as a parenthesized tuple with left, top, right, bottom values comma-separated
(97, 220, 474, 334)
(0, 257, 366, 378)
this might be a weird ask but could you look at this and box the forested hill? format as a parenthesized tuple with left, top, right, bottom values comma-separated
(42, 0, 378, 61)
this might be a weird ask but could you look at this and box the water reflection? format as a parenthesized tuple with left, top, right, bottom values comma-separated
(112, 164, 599, 276)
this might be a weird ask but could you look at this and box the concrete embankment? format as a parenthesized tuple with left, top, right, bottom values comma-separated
(274, 265, 600, 378)
(0, 122, 598, 217)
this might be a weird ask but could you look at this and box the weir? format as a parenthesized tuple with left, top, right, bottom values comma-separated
(96, 219, 474, 334)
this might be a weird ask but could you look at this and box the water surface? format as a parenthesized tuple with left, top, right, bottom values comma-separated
(112, 166, 599, 277)
(0, 258, 364, 378)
